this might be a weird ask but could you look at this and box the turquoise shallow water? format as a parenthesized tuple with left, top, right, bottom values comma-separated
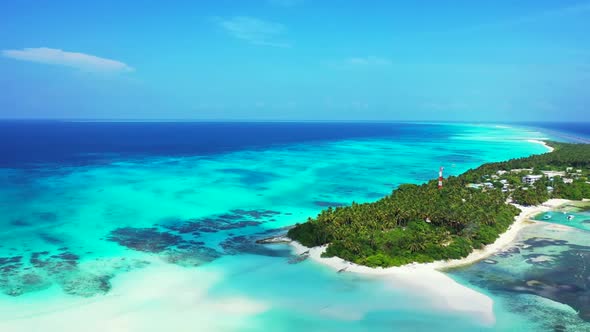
(534, 210, 590, 232)
(449, 222, 590, 331)
(2, 123, 585, 331)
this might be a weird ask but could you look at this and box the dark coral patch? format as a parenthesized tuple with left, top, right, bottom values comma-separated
(21, 273, 44, 286)
(230, 209, 281, 220)
(107, 227, 181, 253)
(288, 252, 309, 264)
(217, 213, 242, 221)
(220, 168, 277, 187)
(0, 256, 24, 278)
(523, 237, 568, 247)
(1, 248, 150, 298)
(35, 212, 57, 222)
(52, 252, 80, 262)
(161, 209, 280, 235)
(163, 247, 221, 267)
(30, 251, 51, 268)
(105, 226, 222, 267)
(2, 250, 85, 297)
(10, 219, 31, 227)
(30, 250, 79, 272)
(220, 232, 292, 257)
(163, 217, 260, 234)
(38, 232, 64, 245)
(496, 246, 521, 258)
(4, 272, 52, 296)
(0, 256, 22, 266)
(453, 239, 590, 323)
(61, 273, 112, 297)
(105, 208, 287, 268)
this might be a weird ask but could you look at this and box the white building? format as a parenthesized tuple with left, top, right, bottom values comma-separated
(497, 170, 508, 176)
(563, 178, 574, 184)
(483, 182, 495, 189)
(522, 175, 543, 185)
(511, 168, 533, 173)
(542, 171, 565, 178)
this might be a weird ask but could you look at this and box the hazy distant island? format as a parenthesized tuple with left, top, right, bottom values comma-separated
(287, 141, 590, 268)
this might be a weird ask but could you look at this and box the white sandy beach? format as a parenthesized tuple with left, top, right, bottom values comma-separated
(0, 260, 269, 332)
(287, 139, 561, 325)
(290, 198, 572, 325)
(527, 139, 555, 152)
(1, 199, 560, 332)
(0, 203, 566, 332)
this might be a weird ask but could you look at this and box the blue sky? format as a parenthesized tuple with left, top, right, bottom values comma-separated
(1, 0, 589, 121)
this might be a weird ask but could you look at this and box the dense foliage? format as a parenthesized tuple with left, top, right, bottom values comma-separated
(463, 142, 590, 205)
(288, 142, 590, 267)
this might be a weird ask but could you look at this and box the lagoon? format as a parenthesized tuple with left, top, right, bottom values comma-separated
(0, 122, 586, 331)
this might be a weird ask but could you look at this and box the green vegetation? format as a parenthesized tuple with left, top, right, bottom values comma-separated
(288, 142, 590, 267)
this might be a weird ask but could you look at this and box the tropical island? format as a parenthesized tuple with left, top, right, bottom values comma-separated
(288, 141, 590, 268)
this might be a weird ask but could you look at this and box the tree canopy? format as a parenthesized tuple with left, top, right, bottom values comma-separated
(288, 142, 590, 267)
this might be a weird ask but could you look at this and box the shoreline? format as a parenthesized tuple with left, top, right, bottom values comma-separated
(290, 241, 498, 324)
(290, 198, 574, 325)
(294, 198, 571, 271)
(291, 138, 557, 272)
(527, 139, 555, 152)
(286, 139, 563, 324)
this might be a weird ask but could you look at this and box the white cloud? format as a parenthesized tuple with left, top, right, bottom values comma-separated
(1, 47, 134, 73)
(345, 56, 392, 66)
(216, 16, 290, 47)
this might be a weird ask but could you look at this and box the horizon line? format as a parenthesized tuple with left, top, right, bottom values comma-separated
(0, 118, 588, 124)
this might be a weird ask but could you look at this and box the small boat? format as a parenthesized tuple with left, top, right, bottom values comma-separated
(543, 214, 552, 220)
(567, 215, 575, 221)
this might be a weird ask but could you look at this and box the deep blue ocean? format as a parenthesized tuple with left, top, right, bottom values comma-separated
(1, 121, 587, 168)
(6, 120, 588, 168)
(0, 121, 452, 168)
(521, 122, 590, 143)
(0, 121, 589, 331)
